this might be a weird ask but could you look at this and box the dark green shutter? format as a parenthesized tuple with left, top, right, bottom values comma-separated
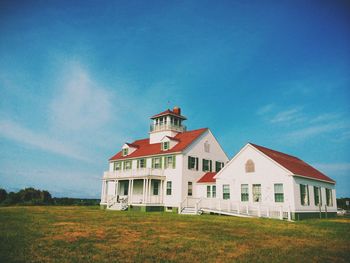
(210, 160, 212, 172)
(172, 155, 176, 169)
(196, 158, 199, 170)
(188, 156, 191, 169)
(202, 159, 205, 171)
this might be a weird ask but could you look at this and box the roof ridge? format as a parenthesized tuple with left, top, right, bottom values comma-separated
(249, 143, 301, 160)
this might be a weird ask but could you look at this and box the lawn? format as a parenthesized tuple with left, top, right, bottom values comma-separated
(0, 206, 349, 262)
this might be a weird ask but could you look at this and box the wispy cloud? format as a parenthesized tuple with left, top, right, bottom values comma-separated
(313, 162, 350, 174)
(0, 119, 91, 162)
(270, 107, 304, 124)
(285, 123, 340, 141)
(256, 104, 274, 115)
(50, 62, 112, 132)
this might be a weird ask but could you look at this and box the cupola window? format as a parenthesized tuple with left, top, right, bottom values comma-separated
(162, 141, 169, 151)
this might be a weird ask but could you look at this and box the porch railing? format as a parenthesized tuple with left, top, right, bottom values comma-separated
(104, 168, 164, 179)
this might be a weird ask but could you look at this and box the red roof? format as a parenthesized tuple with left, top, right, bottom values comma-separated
(125, 143, 139, 148)
(250, 143, 335, 184)
(197, 172, 217, 183)
(151, 109, 187, 120)
(109, 128, 207, 161)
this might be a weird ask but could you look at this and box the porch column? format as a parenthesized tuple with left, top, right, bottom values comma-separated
(148, 178, 152, 204)
(104, 180, 109, 202)
(142, 179, 146, 203)
(101, 180, 105, 202)
(115, 180, 119, 196)
(130, 179, 134, 204)
(160, 180, 164, 204)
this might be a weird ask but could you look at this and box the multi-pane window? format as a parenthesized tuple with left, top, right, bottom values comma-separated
(114, 161, 122, 171)
(188, 182, 193, 196)
(300, 184, 309, 205)
(326, 188, 333, 206)
(245, 159, 255, 173)
(188, 156, 198, 170)
(165, 155, 176, 169)
(241, 184, 249, 202)
(152, 157, 162, 169)
(207, 185, 211, 198)
(212, 185, 216, 198)
(162, 141, 169, 151)
(122, 148, 128, 156)
(223, 184, 230, 200)
(215, 161, 224, 172)
(274, 184, 284, 202)
(137, 158, 146, 168)
(166, 181, 172, 195)
(202, 159, 212, 172)
(252, 184, 261, 202)
(314, 186, 322, 206)
(124, 160, 132, 170)
(153, 181, 159, 195)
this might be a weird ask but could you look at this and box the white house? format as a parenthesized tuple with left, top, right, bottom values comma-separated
(100, 107, 229, 212)
(100, 107, 337, 220)
(196, 143, 336, 220)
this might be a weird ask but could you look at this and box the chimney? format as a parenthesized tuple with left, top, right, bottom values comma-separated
(173, 106, 181, 115)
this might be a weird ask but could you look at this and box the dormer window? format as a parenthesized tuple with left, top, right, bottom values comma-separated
(162, 141, 169, 151)
(122, 148, 129, 156)
(245, 159, 255, 173)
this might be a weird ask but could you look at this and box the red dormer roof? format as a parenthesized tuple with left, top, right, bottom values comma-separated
(151, 109, 187, 120)
(125, 143, 139, 148)
(250, 143, 335, 184)
(197, 172, 217, 183)
(165, 136, 180, 142)
(109, 128, 208, 161)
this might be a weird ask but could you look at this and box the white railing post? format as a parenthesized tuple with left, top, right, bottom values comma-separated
(279, 206, 283, 220)
(288, 206, 291, 221)
(246, 205, 249, 215)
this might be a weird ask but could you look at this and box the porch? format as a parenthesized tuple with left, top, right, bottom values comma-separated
(100, 176, 166, 209)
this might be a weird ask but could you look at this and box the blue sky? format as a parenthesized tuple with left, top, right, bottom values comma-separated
(0, 0, 349, 198)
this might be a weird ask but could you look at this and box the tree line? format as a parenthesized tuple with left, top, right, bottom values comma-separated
(0, 187, 100, 206)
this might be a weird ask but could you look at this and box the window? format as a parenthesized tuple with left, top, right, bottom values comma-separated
(162, 141, 170, 151)
(165, 155, 176, 169)
(212, 185, 216, 198)
(122, 148, 128, 156)
(207, 185, 211, 198)
(326, 188, 333, 206)
(166, 181, 172, 195)
(188, 182, 193, 196)
(252, 184, 261, 202)
(202, 159, 212, 172)
(188, 156, 198, 170)
(215, 161, 224, 172)
(123, 182, 129, 195)
(153, 181, 159, 195)
(245, 160, 255, 173)
(274, 184, 284, 203)
(223, 184, 230, 200)
(124, 160, 132, 170)
(152, 157, 162, 169)
(241, 184, 249, 202)
(137, 158, 146, 169)
(204, 141, 210, 152)
(314, 186, 322, 206)
(300, 184, 309, 206)
(114, 161, 122, 171)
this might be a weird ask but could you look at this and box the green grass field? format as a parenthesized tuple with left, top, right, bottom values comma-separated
(0, 206, 349, 262)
